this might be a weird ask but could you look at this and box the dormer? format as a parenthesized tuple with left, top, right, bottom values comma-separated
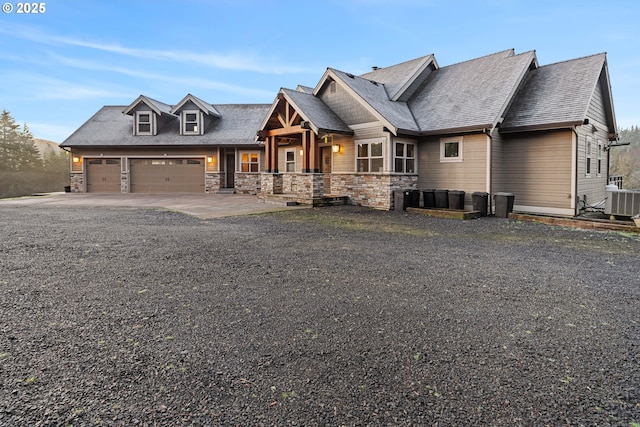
(122, 95, 175, 136)
(170, 94, 221, 136)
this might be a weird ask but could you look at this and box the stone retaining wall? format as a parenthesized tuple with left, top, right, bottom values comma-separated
(330, 173, 418, 210)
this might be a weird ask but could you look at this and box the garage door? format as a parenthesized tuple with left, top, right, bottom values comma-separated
(86, 158, 121, 193)
(130, 158, 205, 193)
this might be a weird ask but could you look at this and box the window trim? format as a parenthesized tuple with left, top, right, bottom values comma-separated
(597, 139, 602, 177)
(356, 139, 384, 173)
(394, 140, 416, 173)
(182, 110, 201, 135)
(585, 136, 592, 177)
(285, 149, 296, 172)
(240, 151, 260, 173)
(440, 136, 463, 162)
(135, 111, 154, 136)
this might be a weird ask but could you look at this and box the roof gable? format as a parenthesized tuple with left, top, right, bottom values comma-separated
(257, 88, 352, 138)
(171, 93, 221, 117)
(319, 68, 420, 134)
(501, 53, 612, 132)
(360, 54, 438, 102)
(122, 95, 174, 116)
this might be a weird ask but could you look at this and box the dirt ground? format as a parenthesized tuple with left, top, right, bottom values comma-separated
(1, 204, 639, 426)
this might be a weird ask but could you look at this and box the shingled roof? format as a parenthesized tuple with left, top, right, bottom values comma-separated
(281, 88, 352, 135)
(360, 54, 437, 102)
(328, 68, 420, 134)
(299, 49, 543, 136)
(61, 103, 270, 147)
(408, 49, 537, 134)
(500, 53, 612, 132)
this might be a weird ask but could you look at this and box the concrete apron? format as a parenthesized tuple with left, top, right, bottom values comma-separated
(0, 193, 310, 219)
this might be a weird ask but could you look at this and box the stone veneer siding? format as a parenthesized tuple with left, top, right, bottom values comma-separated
(121, 172, 128, 193)
(330, 173, 418, 210)
(260, 173, 283, 195)
(282, 173, 323, 198)
(205, 173, 221, 193)
(234, 173, 261, 194)
(70, 172, 84, 193)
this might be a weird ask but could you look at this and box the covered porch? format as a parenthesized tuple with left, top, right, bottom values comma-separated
(257, 88, 353, 205)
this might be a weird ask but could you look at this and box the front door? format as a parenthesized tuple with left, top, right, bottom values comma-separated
(225, 152, 235, 189)
(321, 146, 332, 195)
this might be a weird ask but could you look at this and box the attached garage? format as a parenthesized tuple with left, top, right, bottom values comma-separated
(86, 158, 121, 193)
(129, 158, 205, 193)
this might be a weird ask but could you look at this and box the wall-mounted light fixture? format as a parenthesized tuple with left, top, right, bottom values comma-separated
(72, 156, 80, 163)
(299, 149, 304, 156)
(332, 144, 343, 154)
(207, 156, 214, 163)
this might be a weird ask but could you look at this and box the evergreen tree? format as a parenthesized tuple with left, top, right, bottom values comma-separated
(17, 123, 42, 170)
(0, 109, 20, 172)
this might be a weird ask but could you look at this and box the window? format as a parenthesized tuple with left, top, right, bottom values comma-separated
(586, 136, 592, 176)
(136, 111, 153, 135)
(241, 152, 259, 172)
(285, 150, 296, 172)
(394, 142, 415, 173)
(183, 110, 200, 135)
(440, 137, 463, 162)
(597, 140, 602, 176)
(356, 141, 383, 172)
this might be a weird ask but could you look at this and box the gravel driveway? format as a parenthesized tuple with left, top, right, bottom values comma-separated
(1, 204, 639, 426)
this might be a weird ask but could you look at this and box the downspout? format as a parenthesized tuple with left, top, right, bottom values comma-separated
(572, 126, 579, 216)
(485, 128, 493, 214)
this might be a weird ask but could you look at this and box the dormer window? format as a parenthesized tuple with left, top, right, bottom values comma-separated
(182, 110, 201, 135)
(135, 111, 154, 135)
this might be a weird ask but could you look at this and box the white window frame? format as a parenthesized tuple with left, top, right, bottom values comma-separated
(585, 136, 592, 177)
(240, 151, 260, 173)
(135, 111, 154, 136)
(394, 140, 416, 173)
(440, 136, 463, 162)
(356, 139, 384, 173)
(285, 149, 296, 172)
(182, 110, 201, 135)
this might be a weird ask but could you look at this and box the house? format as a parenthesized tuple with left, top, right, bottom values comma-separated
(257, 49, 617, 216)
(60, 94, 271, 194)
(62, 49, 617, 217)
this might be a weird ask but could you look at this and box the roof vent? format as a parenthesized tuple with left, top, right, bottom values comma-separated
(372, 66, 379, 71)
(346, 73, 355, 79)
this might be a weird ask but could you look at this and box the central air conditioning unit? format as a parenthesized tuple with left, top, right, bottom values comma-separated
(605, 185, 640, 217)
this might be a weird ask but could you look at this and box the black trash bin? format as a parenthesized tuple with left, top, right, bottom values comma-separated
(422, 189, 435, 208)
(495, 192, 515, 218)
(472, 191, 489, 216)
(64, 186, 71, 193)
(410, 190, 420, 208)
(434, 189, 449, 208)
(394, 189, 411, 211)
(448, 190, 465, 210)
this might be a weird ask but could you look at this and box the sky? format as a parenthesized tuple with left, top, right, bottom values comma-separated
(1, 0, 640, 143)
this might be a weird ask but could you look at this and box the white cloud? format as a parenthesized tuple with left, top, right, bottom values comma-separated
(0, 23, 310, 74)
(42, 52, 275, 99)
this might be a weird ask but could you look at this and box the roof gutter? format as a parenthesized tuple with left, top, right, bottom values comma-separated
(499, 120, 584, 134)
(419, 124, 493, 136)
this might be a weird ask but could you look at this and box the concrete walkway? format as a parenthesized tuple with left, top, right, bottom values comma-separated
(0, 193, 310, 219)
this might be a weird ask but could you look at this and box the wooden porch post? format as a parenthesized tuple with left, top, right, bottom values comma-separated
(302, 131, 311, 173)
(264, 136, 271, 172)
(271, 136, 279, 173)
(309, 132, 320, 173)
